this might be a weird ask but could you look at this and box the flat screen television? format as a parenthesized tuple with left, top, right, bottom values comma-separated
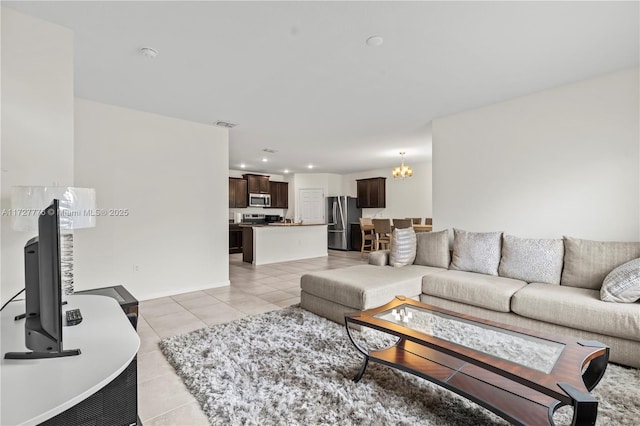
(5, 199, 80, 359)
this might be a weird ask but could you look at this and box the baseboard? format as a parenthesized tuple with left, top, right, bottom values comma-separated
(137, 280, 230, 301)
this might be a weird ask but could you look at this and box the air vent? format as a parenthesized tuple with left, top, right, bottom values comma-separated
(262, 148, 278, 154)
(215, 121, 237, 128)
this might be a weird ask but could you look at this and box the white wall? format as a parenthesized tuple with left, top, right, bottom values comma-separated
(1, 9, 74, 300)
(74, 98, 229, 300)
(341, 161, 433, 220)
(433, 68, 640, 241)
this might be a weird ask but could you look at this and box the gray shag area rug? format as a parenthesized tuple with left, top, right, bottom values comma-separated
(160, 306, 640, 425)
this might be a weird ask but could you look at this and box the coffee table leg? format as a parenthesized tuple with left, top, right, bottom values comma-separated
(577, 342, 609, 392)
(558, 383, 598, 426)
(353, 356, 369, 383)
(345, 320, 372, 382)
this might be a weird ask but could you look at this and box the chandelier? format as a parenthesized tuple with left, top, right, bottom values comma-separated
(392, 152, 413, 179)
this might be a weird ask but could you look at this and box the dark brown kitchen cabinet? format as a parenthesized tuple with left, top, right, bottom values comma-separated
(229, 224, 243, 254)
(229, 178, 248, 208)
(243, 174, 270, 194)
(268, 181, 289, 209)
(356, 177, 386, 208)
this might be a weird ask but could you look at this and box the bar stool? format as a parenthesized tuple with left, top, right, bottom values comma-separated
(372, 219, 392, 250)
(359, 217, 375, 257)
(392, 219, 412, 229)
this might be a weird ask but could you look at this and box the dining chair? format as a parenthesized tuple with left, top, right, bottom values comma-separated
(372, 219, 392, 250)
(410, 218, 422, 225)
(392, 219, 412, 229)
(425, 217, 433, 225)
(359, 217, 375, 257)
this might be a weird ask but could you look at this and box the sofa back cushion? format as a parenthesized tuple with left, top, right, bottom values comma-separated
(561, 236, 640, 289)
(414, 229, 450, 269)
(450, 228, 502, 275)
(389, 227, 417, 267)
(498, 234, 564, 284)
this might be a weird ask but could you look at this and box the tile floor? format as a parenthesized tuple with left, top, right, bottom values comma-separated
(137, 250, 366, 425)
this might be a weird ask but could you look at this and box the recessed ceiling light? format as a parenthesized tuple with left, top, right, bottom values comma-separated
(284, 169, 289, 174)
(366, 36, 384, 47)
(140, 47, 159, 58)
(240, 163, 246, 168)
(262, 158, 268, 162)
(215, 121, 237, 128)
(307, 164, 314, 169)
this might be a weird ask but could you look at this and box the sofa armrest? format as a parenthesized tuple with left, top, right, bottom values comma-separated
(369, 250, 390, 266)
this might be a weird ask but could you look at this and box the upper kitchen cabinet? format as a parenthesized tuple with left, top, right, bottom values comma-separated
(268, 181, 289, 209)
(356, 177, 386, 208)
(243, 174, 270, 194)
(229, 177, 248, 208)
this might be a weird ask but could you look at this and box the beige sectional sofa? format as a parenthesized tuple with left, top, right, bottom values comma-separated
(300, 229, 640, 368)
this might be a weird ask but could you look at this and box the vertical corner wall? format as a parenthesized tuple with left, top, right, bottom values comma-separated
(73, 99, 230, 300)
(1, 8, 74, 299)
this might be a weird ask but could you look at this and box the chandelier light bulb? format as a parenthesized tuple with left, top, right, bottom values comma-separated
(392, 152, 413, 179)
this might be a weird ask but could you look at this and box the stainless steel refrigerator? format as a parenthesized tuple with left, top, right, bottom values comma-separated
(327, 196, 361, 250)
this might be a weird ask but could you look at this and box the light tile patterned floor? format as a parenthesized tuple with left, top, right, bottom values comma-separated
(137, 250, 366, 425)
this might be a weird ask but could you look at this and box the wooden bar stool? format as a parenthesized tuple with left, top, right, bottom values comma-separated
(372, 219, 392, 250)
(359, 218, 375, 257)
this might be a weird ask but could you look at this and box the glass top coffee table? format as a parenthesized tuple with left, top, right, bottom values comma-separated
(344, 296, 609, 426)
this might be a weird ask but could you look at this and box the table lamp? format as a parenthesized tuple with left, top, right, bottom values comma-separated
(11, 186, 97, 295)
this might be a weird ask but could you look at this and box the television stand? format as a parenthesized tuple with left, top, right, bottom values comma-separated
(4, 348, 81, 359)
(1, 295, 139, 425)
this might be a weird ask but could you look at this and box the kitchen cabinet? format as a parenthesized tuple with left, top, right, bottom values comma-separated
(243, 174, 270, 194)
(229, 224, 243, 254)
(229, 178, 248, 208)
(356, 177, 386, 208)
(268, 181, 289, 209)
(351, 223, 362, 252)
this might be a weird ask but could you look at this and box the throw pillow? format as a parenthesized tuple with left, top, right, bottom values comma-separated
(368, 250, 389, 266)
(450, 228, 502, 275)
(498, 234, 564, 284)
(389, 227, 417, 267)
(600, 258, 640, 303)
(414, 229, 450, 269)
(561, 237, 640, 290)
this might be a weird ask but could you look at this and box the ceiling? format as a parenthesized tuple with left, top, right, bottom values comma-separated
(5, 1, 639, 175)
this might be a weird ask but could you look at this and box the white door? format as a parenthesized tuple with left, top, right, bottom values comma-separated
(298, 189, 325, 224)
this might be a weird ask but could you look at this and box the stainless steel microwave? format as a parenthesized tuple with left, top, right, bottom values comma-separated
(249, 193, 271, 208)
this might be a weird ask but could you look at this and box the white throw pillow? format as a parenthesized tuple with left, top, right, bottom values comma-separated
(600, 258, 640, 303)
(389, 228, 417, 267)
(450, 228, 502, 275)
(414, 230, 450, 269)
(498, 234, 564, 284)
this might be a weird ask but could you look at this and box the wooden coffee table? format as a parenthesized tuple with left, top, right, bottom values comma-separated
(344, 296, 609, 426)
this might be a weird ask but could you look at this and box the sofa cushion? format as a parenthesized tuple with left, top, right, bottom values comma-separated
(368, 250, 389, 266)
(300, 264, 445, 310)
(601, 258, 640, 303)
(498, 234, 564, 284)
(512, 283, 640, 341)
(561, 236, 640, 290)
(389, 228, 417, 267)
(450, 229, 502, 275)
(421, 270, 527, 313)
(414, 229, 450, 269)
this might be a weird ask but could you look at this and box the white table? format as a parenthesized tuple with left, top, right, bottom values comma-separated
(1, 295, 140, 426)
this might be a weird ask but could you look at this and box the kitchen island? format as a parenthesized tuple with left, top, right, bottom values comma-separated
(242, 223, 328, 265)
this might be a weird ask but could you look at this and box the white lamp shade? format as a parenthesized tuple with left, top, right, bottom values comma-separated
(11, 186, 97, 232)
